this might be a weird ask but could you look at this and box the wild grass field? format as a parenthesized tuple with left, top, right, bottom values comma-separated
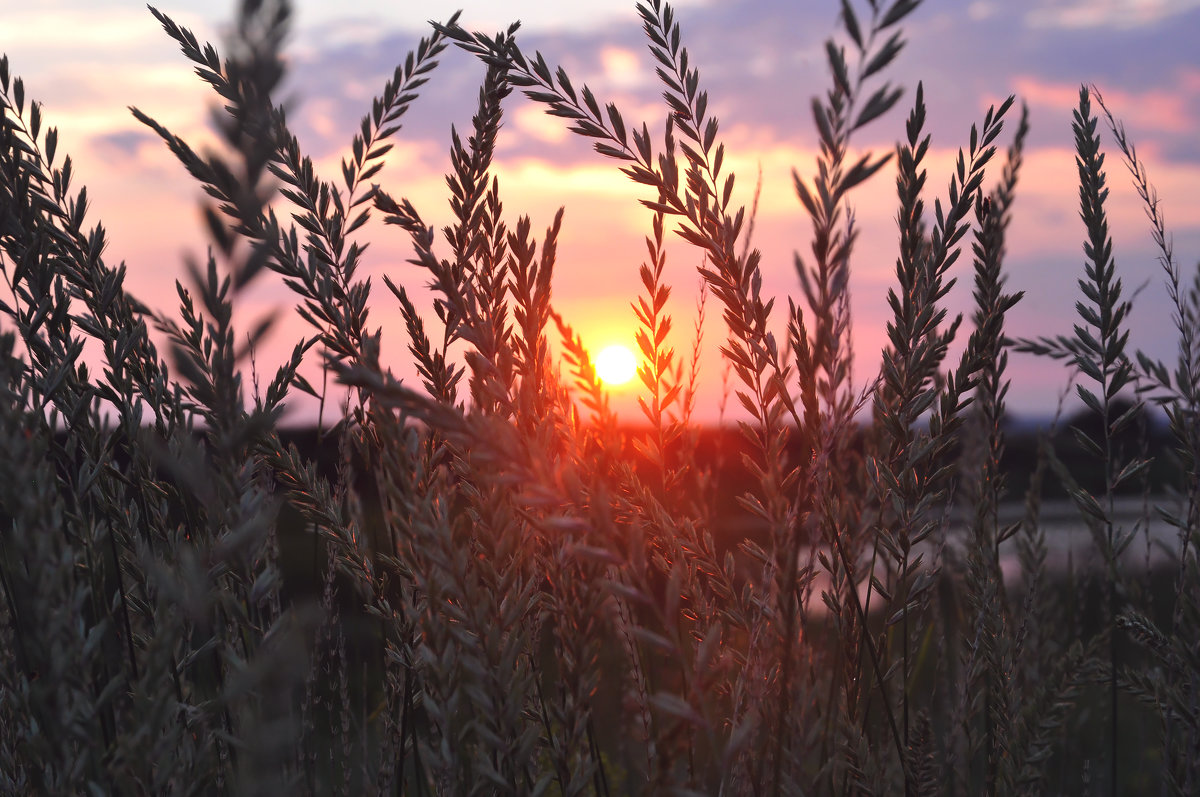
(1, 0, 1198, 794)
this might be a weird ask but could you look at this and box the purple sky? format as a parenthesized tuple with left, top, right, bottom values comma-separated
(5, 0, 1199, 424)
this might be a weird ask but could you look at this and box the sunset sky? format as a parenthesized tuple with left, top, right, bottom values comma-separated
(4, 0, 1199, 425)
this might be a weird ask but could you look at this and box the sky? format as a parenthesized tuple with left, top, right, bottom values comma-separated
(3, 0, 1199, 426)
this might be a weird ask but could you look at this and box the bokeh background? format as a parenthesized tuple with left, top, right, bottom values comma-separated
(5, 0, 1199, 424)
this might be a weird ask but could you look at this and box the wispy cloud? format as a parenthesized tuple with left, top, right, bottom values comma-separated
(1025, 0, 1200, 30)
(1013, 73, 1199, 134)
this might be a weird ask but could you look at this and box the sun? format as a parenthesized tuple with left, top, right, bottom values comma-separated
(594, 344, 637, 386)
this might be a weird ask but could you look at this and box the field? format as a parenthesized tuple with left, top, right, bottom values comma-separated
(2, 1, 1198, 794)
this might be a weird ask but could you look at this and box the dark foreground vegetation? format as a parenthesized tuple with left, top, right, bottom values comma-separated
(2, 1, 1198, 794)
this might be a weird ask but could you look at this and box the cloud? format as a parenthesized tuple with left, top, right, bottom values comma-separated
(92, 129, 153, 159)
(2, 7, 164, 55)
(968, 1, 1000, 20)
(599, 46, 646, 90)
(513, 105, 570, 145)
(1025, 0, 1200, 30)
(1013, 75, 1197, 134)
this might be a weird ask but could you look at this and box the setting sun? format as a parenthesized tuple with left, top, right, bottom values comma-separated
(594, 344, 637, 386)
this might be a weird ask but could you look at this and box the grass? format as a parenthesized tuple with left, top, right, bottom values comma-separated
(1, 0, 1198, 794)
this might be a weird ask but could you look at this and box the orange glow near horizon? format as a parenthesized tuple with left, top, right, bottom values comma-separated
(594, 344, 638, 386)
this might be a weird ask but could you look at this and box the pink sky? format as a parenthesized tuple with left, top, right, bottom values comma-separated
(4, 0, 1199, 425)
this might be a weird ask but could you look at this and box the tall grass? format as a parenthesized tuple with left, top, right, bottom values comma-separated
(1, 0, 1197, 794)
